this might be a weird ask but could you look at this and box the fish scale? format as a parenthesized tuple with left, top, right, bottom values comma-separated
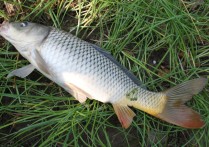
(40, 29, 140, 103)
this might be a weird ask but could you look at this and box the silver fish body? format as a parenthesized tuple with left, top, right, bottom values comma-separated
(39, 29, 147, 104)
(0, 21, 207, 129)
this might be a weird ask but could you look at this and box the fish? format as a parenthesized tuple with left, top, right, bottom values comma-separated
(0, 21, 207, 129)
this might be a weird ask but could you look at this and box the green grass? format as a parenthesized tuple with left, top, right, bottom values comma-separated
(0, 0, 209, 146)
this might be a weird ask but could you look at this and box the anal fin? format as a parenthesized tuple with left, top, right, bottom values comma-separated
(112, 104, 136, 129)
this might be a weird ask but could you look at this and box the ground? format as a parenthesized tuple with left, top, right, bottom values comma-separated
(0, 0, 209, 146)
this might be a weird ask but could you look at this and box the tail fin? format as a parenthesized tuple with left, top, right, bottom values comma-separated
(157, 77, 207, 128)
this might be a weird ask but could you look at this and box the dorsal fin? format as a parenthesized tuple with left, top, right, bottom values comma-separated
(91, 44, 145, 88)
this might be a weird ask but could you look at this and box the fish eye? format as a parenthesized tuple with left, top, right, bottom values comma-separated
(20, 22, 28, 27)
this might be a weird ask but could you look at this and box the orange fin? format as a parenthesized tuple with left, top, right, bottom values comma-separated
(157, 77, 207, 128)
(112, 104, 136, 129)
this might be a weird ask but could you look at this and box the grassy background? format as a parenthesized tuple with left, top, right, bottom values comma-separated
(0, 0, 209, 146)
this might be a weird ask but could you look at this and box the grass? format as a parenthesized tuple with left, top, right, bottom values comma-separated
(0, 0, 209, 146)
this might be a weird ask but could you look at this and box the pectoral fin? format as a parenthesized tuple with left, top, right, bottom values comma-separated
(7, 64, 35, 78)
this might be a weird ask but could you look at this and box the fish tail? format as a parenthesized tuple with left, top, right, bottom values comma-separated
(113, 77, 207, 129)
(156, 77, 207, 128)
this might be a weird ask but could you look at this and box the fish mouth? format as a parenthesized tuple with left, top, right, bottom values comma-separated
(0, 21, 10, 35)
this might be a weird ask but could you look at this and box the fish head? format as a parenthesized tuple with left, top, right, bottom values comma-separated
(0, 21, 50, 50)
